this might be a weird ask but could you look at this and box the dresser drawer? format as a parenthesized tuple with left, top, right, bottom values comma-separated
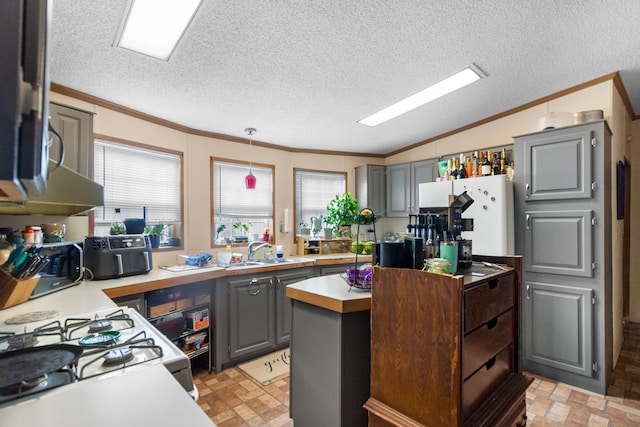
(464, 274, 514, 332)
(462, 345, 513, 418)
(462, 309, 513, 380)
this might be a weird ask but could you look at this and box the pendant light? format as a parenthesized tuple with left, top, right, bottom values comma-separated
(244, 128, 257, 189)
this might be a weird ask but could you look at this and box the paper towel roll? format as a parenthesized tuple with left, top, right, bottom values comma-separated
(283, 208, 291, 233)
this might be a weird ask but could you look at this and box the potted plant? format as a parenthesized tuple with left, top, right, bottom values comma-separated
(144, 224, 165, 248)
(325, 192, 360, 237)
(299, 222, 311, 236)
(310, 215, 323, 237)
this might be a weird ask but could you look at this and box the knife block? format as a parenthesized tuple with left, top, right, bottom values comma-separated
(0, 268, 40, 309)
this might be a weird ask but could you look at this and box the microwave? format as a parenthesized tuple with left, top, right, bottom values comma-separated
(0, 0, 51, 202)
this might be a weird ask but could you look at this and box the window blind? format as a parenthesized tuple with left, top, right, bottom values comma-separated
(295, 170, 346, 233)
(213, 161, 273, 218)
(94, 139, 182, 232)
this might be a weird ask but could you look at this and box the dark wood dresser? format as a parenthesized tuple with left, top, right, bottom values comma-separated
(365, 255, 532, 426)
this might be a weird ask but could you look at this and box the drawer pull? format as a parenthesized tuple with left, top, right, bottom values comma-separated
(485, 356, 496, 370)
(488, 280, 498, 289)
(487, 317, 498, 330)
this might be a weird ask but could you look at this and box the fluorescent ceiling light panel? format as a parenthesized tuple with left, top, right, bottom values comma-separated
(117, 0, 202, 60)
(358, 65, 485, 127)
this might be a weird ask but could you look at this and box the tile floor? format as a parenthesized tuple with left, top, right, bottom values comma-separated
(193, 323, 640, 426)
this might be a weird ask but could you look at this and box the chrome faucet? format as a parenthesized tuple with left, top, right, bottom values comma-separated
(248, 242, 272, 261)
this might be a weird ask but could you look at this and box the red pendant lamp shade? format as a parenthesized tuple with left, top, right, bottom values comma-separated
(245, 170, 256, 189)
(244, 127, 257, 190)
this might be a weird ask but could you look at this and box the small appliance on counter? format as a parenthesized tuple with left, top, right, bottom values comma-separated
(84, 235, 153, 280)
(29, 241, 84, 299)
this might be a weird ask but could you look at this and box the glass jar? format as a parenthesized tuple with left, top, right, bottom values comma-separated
(425, 258, 450, 274)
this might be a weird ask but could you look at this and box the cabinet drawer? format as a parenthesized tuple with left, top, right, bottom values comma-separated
(464, 274, 514, 332)
(462, 345, 513, 418)
(462, 310, 513, 380)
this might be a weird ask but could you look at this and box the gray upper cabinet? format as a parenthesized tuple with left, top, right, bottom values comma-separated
(355, 164, 386, 218)
(386, 159, 439, 217)
(48, 103, 94, 178)
(524, 210, 594, 277)
(520, 125, 593, 201)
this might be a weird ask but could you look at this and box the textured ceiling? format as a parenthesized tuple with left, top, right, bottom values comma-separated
(49, 0, 640, 155)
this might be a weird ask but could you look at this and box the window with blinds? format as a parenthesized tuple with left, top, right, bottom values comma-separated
(94, 139, 183, 246)
(295, 169, 346, 234)
(212, 160, 274, 244)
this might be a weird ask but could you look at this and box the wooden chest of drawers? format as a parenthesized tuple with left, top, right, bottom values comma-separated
(365, 256, 531, 427)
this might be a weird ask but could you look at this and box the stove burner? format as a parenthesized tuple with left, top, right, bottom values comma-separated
(0, 374, 48, 396)
(87, 319, 112, 333)
(102, 348, 134, 366)
(7, 334, 38, 350)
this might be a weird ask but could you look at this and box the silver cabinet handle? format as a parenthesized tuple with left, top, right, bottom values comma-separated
(248, 278, 260, 296)
(115, 253, 123, 275)
(526, 214, 530, 230)
(276, 277, 282, 289)
(526, 285, 530, 300)
(525, 183, 530, 198)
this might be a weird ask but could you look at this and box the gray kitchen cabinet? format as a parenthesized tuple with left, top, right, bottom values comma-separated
(355, 164, 386, 218)
(523, 281, 594, 377)
(227, 273, 275, 360)
(48, 103, 94, 178)
(214, 267, 313, 371)
(519, 124, 593, 201)
(514, 120, 612, 394)
(386, 159, 439, 217)
(275, 269, 314, 345)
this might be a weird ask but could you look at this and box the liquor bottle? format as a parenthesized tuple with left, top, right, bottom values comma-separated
(500, 158, 507, 175)
(481, 151, 492, 176)
(501, 147, 508, 163)
(477, 151, 483, 177)
(465, 156, 473, 178)
(458, 155, 466, 179)
(492, 153, 500, 176)
(471, 151, 478, 177)
(450, 158, 458, 180)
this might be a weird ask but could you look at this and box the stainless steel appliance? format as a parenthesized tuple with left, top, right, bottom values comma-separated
(84, 235, 153, 280)
(29, 242, 83, 299)
(0, 306, 196, 407)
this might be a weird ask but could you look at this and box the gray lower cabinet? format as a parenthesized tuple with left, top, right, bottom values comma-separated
(214, 268, 313, 371)
(48, 102, 94, 178)
(386, 159, 439, 217)
(523, 281, 594, 377)
(515, 120, 611, 394)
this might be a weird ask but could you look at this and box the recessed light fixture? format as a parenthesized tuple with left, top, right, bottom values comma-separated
(115, 0, 203, 61)
(358, 64, 486, 127)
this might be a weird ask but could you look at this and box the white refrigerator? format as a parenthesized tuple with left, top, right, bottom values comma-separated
(418, 174, 514, 256)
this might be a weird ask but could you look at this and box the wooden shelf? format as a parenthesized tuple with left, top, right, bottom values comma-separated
(296, 236, 352, 256)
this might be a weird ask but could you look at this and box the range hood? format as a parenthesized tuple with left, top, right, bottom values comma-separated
(0, 161, 104, 215)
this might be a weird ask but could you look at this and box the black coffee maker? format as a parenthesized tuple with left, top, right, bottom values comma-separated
(413, 191, 475, 269)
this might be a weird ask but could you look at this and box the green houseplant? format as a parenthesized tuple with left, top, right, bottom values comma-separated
(325, 192, 360, 236)
(144, 224, 165, 248)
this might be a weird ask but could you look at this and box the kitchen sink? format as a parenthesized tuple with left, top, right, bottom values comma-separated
(223, 258, 299, 269)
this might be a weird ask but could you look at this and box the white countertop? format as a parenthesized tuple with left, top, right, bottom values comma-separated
(0, 364, 214, 426)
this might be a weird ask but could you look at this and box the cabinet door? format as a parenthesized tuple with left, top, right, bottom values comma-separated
(524, 210, 593, 277)
(386, 163, 410, 217)
(228, 275, 275, 360)
(410, 159, 439, 213)
(523, 281, 594, 377)
(275, 269, 313, 345)
(355, 165, 386, 218)
(519, 126, 593, 201)
(48, 103, 94, 178)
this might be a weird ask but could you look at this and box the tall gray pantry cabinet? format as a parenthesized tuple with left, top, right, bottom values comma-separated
(514, 120, 612, 394)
